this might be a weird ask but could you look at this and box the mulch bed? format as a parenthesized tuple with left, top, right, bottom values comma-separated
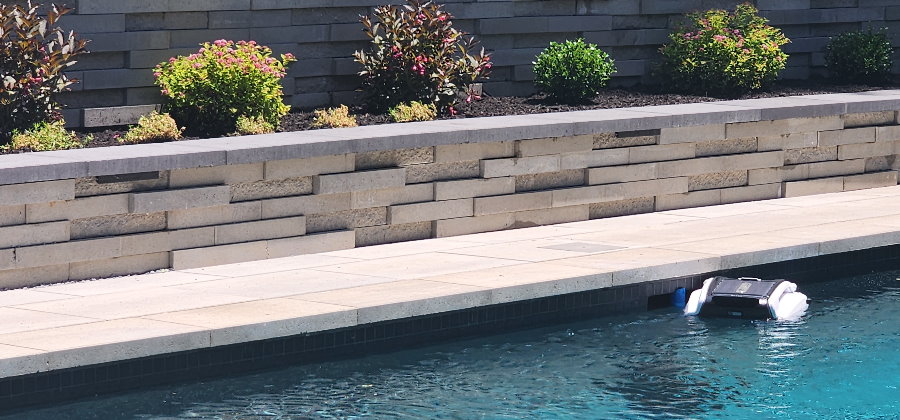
(2, 79, 897, 155)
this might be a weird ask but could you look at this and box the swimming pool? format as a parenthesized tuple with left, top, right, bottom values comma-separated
(7, 269, 899, 419)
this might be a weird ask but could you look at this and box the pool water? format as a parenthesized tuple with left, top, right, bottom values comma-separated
(7, 270, 900, 419)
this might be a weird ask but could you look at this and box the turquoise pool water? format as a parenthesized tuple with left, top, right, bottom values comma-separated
(8, 269, 900, 419)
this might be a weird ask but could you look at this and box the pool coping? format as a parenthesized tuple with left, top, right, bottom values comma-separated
(0, 185, 898, 411)
(1, 90, 900, 185)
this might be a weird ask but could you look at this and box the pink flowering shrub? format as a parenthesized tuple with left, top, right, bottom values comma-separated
(0, 2, 87, 143)
(154, 39, 295, 137)
(353, 0, 491, 114)
(658, 3, 789, 96)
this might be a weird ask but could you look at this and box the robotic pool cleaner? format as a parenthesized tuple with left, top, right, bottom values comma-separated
(683, 276, 809, 320)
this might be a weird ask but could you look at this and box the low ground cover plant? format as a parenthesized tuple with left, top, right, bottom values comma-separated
(154, 39, 295, 138)
(235, 115, 275, 135)
(120, 111, 182, 144)
(0, 2, 87, 144)
(354, 0, 492, 114)
(658, 3, 789, 96)
(6, 120, 87, 152)
(533, 38, 616, 104)
(826, 29, 893, 85)
(389, 101, 437, 122)
(312, 105, 358, 128)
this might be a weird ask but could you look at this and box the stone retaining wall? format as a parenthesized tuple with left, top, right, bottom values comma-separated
(54, 0, 900, 127)
(1, 93, 899, 288)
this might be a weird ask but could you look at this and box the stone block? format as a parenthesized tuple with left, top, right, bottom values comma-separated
(807, 159, 866, 179)
(214, 216, 306, 245)
(435, 177, 515, 201)
(589, 197, 656, 219)
(356, 147, 434, 170)
(129, 186, 231, 213)
(69, 252, 170, 281)
(313, 168, 406, 194)
(231, 177, 313, 202)
(0, 221, 69, 249)
(265, 154, 355, 179)
(593, 131, 659, 149)
(306, 207, 386, 233)
(587, 163, 658, 185)
(659, 124, 725, 144)
(838, 141, 894, 160)
(261, 193, 351, 219)
(843, 171, 898, 191)
(875, 125, 900, 142)
(480, 155, 560, 178)
(657, 151, 785, 177)
(433, 213, 515, 237)
(513, 205, 589, 227)
(757, 132, 818, 151)
(748, 165, 808, 185)
(656, 189, 722, 211)
(0, 180, 75, 206)
(169, 163, 264, 188)
(388, 198, 473, 224)
(474, 191, 552, 216)
(267, 231, 356, 258)
(355, 221, 432, 247)
(434, 141, 514, 163)
(79, 30, 169, 52)
(783, 177, 844, 197)
(71, 212, 167, 240)
(171, 241, 268, 270)
(83, 105, 160, 127)
(0, 265, 69, 289)
(0, 206, 25, 227)
(720, 183, 782, 204)
(818, 127, 876, 147)
(406, 161, 481, 184)
(726, 116, 843, 139)
(75, 172, 168, 197)
(842, 111, 895, 128)
(0, 249, 12, 271)
(169, 227, 216, 251)
(171, 28, 251, 48)
(167, 201, 262, 229)
(784, 146, 837, 164)
(551, 184, 624, 207)
(695, 137, 758, 157)
(351, 184, 434, 209)
(622, 177, 690, 199)
(119, 231, 171, 255)
(628, 143, 695, 164)
(865, 156, 893, 172)
(515, 169, 585, 192)
(560, 148, 630, 169)
(81, 69, 156, 90)
(516, 135, 593, 157)
(15, 236, 121, 269)
(26, 194, 130, 224)
(688, 170, 748, 191)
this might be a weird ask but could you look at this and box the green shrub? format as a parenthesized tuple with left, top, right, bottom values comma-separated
(311, 105, 358, 128)
(0, 2, 88, 143)
(826, 29, 893, 85)
(8, 120, 87, 152)
(532, 39, 616, 104)
(389, 101, 437, 122)
(658, 3, 789, 96)
(353, 0, 492, 114)
(120, 111, 183, 144)
(235, 115, 275, 135)
(154, 39, 295, 137)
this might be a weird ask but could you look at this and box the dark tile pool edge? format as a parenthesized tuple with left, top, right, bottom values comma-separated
(1, 244, 898, 413)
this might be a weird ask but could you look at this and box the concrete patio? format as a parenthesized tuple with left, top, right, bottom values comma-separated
(0, 185, 899, 379)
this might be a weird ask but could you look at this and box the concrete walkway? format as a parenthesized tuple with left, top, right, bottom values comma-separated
(1, 186, 899, 378)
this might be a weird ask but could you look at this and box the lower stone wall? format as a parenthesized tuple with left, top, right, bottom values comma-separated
(1, 110, 898, 288)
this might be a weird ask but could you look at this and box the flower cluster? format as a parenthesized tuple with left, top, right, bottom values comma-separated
(658, 3, 789, 96)
(354, 0, 491, 114)
(154, 39, 295, 137)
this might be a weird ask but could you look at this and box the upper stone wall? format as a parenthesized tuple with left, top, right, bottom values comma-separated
(56, 0, 900, 127)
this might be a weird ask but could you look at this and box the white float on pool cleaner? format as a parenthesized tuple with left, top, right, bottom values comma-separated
(683, 276, 808, 320)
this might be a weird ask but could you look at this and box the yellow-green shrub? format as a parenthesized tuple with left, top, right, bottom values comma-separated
(8, 120, 87, 152)
(311, 105, 358, 128)
(389, 101, 437, 122)
(235, 115, 275, 135)
(121, 112, 183, 144)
